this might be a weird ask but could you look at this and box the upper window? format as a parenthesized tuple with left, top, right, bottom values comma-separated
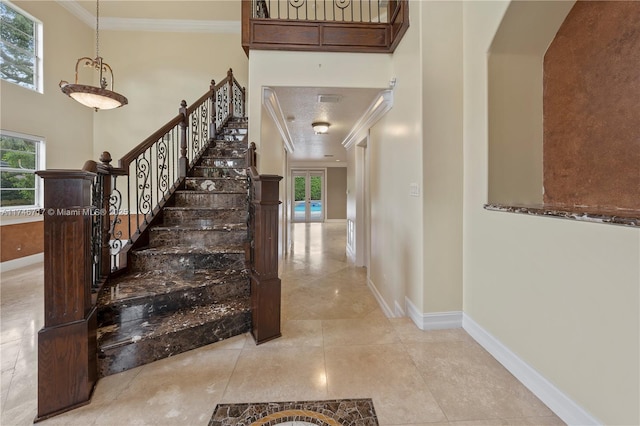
(0, 131, 45, 210)
(0, 1, 43, 92)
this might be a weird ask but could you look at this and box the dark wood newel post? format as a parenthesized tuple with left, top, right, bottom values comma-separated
(209, 79, 217, 142)
(251, 173, 283, 344)
(179, 100, 188, 177)
(34, 170, 98, 422)
(227, 68, 234, 118)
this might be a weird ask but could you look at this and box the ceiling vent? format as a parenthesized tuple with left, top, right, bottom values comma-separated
(317, 94, 342, 103)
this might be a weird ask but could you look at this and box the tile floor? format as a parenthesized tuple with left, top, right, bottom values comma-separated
(0, 222, 564, 425)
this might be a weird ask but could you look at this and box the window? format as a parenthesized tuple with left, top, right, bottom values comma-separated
(0, 131, 45, 210)
(0, 1, 43, 92)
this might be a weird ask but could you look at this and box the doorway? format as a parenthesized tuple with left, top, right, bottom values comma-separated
(292, 170, 324, 222)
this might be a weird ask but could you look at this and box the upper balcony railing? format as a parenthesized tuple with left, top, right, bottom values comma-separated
(242, 0, 409, 54)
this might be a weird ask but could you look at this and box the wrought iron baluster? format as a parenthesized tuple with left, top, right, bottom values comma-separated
(109, 175, 124, 272)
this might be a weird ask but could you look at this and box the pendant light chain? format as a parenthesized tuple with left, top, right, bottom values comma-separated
(95, 0, 100, 58)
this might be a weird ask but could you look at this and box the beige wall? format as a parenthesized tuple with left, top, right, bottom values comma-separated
(463, 2, 640, 425)
(0, 1, 94, 170)
(93, 29, 248, 163)
(326, 167, 347, 220)
(419, 1, 463, 314)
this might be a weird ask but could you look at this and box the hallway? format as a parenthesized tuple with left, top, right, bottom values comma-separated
(0, 223, 562, 425)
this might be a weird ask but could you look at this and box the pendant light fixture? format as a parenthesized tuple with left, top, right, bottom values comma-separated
(59, 0, 127, 111)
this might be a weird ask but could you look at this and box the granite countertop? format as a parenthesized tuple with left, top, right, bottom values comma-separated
(484, 204, 639, 227)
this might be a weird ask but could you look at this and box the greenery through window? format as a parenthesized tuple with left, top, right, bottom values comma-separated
(0, 1, 42, 91)
(0, 132, 44, 209)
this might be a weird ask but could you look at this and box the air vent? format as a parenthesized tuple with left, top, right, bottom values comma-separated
(317, 94, 342, 103)
(324, 154, 334, 157)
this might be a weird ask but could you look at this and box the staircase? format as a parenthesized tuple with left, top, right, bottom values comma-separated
(96, 118, 251, 377)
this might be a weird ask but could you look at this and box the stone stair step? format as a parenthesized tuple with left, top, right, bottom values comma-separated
(97, 298, 251, 376)
(148, 223, 247, 248)
(129, 246, 246, 271)
(191, 166, 246, 178)
(184, 177, 247, 193)
(162, 206, 247, 226)
(97, 269, 249, 327)
(199, 157, 246, 168)
(174, 191, 247, 208)
(205, 146, 246, 158)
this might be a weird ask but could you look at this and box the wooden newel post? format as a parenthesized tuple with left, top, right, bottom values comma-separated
(179, 100, 188, 178)
(34, 170, 98, 421)
(227, 68, 234, 118)
(250, 174, 283, 344)
(209, 79, 217, 143)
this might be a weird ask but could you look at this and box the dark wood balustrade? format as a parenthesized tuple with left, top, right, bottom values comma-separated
(242, 0, 409, 55)
(34, 69, 281, 420)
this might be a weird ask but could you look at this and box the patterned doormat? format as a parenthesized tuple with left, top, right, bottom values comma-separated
(209, 398, 379, 426)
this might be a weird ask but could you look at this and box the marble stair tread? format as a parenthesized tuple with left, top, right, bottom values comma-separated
(132, 245, 245, 256)
(97, 269, 248, 307)
(150, 223, 246, 231)
(97, 298, 250, 356)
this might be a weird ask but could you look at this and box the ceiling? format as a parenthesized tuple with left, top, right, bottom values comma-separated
(269, 87, 383, 163)
(63, 1, 385, 163)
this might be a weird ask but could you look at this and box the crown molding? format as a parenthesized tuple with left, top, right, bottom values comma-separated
(262, 87, 295, 154)
(55, 0, 240, 34)
(342, 89, 393, 150)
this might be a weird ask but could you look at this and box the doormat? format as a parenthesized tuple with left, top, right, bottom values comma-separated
(209, 398, 378, 426)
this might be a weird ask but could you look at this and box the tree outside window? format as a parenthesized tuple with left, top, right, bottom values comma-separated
(0, 1, 42, 92)
(0, 132, 44, 209)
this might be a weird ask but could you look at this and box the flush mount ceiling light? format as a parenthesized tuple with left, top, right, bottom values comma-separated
(59, 0, 127, 111)
(312, 122, 330, 134)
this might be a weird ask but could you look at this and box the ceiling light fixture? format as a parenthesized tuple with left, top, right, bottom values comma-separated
(312, 122, 330, 134)
(59, 0, 127, 111)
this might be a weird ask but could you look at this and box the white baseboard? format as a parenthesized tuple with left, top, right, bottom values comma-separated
(405, 297, 463, 330)
(367, 278, 395, 318)
(394, 300, 405, 317)
(0, 253, 44, 273)
(462, 313, 601, 426)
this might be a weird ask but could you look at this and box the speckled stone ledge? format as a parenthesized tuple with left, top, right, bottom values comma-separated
(209, 399, 378, 426)
(484, 204, 639, 227)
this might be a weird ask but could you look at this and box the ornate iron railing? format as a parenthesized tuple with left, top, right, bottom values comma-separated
(89, 68, 245, 286)
(252, 0, 394, 23)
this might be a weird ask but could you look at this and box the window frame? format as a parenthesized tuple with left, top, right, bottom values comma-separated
(0, 129, 45, 212)
(0, 0, 43, 93)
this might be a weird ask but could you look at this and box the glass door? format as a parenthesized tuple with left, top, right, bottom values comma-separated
(292, 170, 324, 222)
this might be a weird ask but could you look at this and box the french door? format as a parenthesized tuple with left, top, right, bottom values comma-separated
(292, 170, 324, 222)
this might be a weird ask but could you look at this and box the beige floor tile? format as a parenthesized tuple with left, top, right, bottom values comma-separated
(222, 346, 328, 403)
(405, 341, 554, 422)
(325, 344, 447, 425)
(94, 344, 241, 425)
(244, 319, 323, 349)
(389, 318, 474, 344)
(322, 317, 399, 347)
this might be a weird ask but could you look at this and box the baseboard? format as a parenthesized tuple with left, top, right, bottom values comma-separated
(367, 278, 395, 318)
(394, 300, 405, 317)
(405, 297, 463, 330)
(0, 253, 44, 273)
(462, 313, 601, 426)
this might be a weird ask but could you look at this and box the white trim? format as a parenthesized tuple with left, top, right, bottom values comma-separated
(0, 213, 42, 225)
(0, 253, 43, 272)
(325, 219, 346, 223)
(367, 278, 395, 318)
(55, 1, 240, 33)
(346, 243, 355, 263)
(462, 313, 602, 426)
(405, 297, 463, 330)
(263, 87, 295, 153)
(342, 90, 393, 150)
(394, 300, 405, 317)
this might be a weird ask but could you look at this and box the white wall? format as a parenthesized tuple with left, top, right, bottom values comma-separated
(93, 30, 248, 163)
(463, 2, 640, 425)
(1, 1, 94, 170)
